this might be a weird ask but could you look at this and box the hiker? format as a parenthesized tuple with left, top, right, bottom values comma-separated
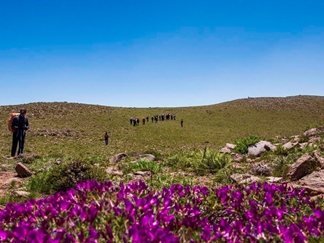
(11, 108, 29, 157)
(180, 119, 184, 127)
(104, 132, 109, 145)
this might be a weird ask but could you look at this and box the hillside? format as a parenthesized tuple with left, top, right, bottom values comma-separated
(1, 95, 324, 163)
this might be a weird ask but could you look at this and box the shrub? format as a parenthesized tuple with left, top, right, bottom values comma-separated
(232, 136, 261, 154)
(127, 159, 163, 174)
(44, 161, 107, 193)
(194, 149, 232, 176)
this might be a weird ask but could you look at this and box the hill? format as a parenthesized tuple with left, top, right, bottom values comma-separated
(1, 95, 324, 163)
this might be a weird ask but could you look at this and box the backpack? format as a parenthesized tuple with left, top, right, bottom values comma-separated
(8, 113, 20, 132)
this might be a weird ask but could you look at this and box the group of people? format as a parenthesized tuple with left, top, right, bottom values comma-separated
(130, 113, 178, 126)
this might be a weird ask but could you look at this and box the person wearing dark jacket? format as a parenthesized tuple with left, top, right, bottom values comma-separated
(104, 132, 109, 145)
(11, 108, 29, 157)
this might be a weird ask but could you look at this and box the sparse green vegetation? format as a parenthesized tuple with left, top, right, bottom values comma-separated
(0, 96, 324, 202)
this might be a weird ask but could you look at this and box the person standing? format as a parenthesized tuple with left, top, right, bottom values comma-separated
(180, 119, 184, 127)
(11, 108, 29, 157)
(104, 132, 109, 145)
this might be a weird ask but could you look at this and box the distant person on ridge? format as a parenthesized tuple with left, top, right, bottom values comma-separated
(104, 132, 109, 145)
(180, 119, 184, 127)
(11, 108, 29, 157)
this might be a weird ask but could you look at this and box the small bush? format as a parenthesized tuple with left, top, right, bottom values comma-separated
(44, 161, 107, 193)
(232, 136, 261, 154)
(126, 159, 163, 174)
(194, 149, 232, 176)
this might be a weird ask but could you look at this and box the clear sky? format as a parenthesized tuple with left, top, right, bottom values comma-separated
(1, 0, 323, 107)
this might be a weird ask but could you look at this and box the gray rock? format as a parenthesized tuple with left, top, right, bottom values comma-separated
(109, 153, 128, 163)
(248, 141, 276, 156)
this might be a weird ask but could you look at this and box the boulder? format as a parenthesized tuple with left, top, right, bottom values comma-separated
(109, 153, 128, 163)
(286, 154, 320, 181)
(15, 163, 32, 178)
(248, 141, 276, 156)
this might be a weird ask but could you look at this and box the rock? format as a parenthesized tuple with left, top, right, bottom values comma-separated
(287, 154, 320, 181)
(298, 170, 324, 188)
(303, 128, 321, 137)
(283, 141, 298, 150)
(266, 177, 283, 183)
(219, 147, 231, 154)
(15, 163, 32, 178)
(109, 153, 128, 163)
(312, 150, 324, 169)
(248, 141, 276, 156)
(1, 178, 22, 189)
(112, 171, 123, 176)
(134, 171, 152, 177)
(299, 143, 308, 149)
(220, 143, 236, 154)
(231, 153, 245, 162)
(288, 182, 324, 197)
(138, 154, 156, 162)
(250, 162, 272, 176)
(14, 190, 30, 197)
(230, 173, 260, 184)
(309, 136, 321, 144)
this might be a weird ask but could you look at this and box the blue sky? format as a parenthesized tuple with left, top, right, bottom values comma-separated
(1, 0, 323, 107)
